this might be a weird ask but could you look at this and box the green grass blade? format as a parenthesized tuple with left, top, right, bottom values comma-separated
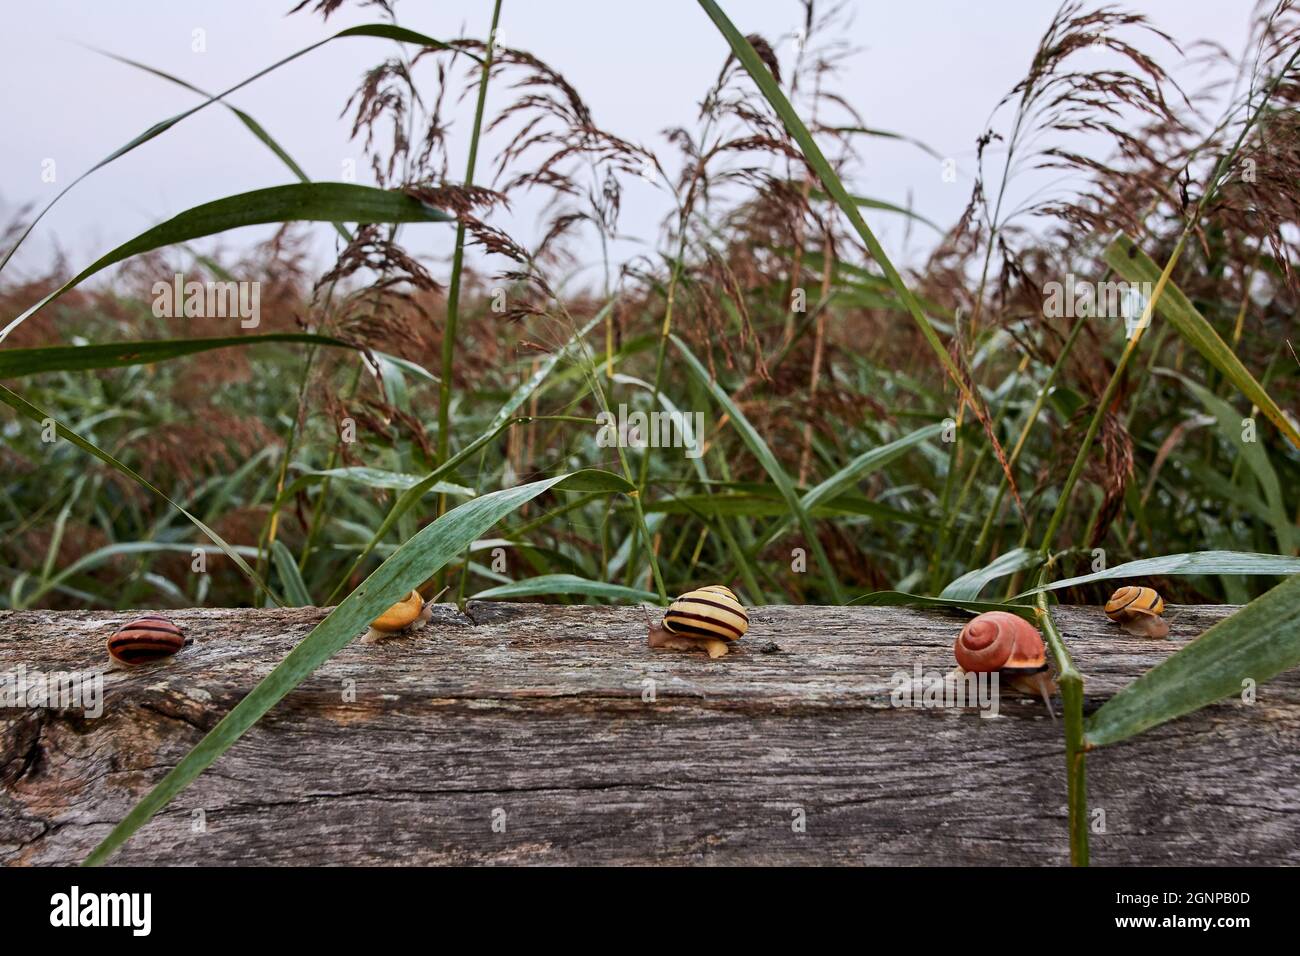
(804, 423, 946, 509)
(323, 418, 523, 605)
(807, 188, 941, 232)
(286, 467, 474, 498)
(473, 573, 659, 603)
(0, 333, 363, 377)
(829, 124, 943, 160)
(438, 0, 503, 482)
(1103, 233, 1300, 449)
(0, 383, 279, 604)
(91, 47, 354, 243)
(670, 333, 843, 603)
(846, 589, 1034, 619)
(940, 547, 1042, 601)
(0, 183, 452, 344)
(753, 422, 944, 550)
(1085, 573, 1300, 748)
(1015, 551, 1300, 597)
(83, 468, 633, 866)
(488, 312, 604, 431)
(319, 310, 599, 603)
(270, 541, 313, 607)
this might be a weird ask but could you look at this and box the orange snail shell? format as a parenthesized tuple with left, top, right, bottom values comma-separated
(953, 611, 1046, 674)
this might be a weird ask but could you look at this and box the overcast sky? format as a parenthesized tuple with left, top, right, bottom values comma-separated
(0, 1, 1252, 287)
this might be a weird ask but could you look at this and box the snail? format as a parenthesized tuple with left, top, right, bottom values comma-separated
(1104, 586, 1168, 638)
(953, 611, 1056, 713)
(108, 614, 187, 666)
(362, 589, 434, 643)
(647, 585, 749, 659)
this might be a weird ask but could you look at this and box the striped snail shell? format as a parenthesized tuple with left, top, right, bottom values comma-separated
(1104, 586, 1168, 638)
(1105, 586, 1164, 621)
(953, 611, 1046, 675)
(663, 586, 749, 643)
(107, 615, 185, 666)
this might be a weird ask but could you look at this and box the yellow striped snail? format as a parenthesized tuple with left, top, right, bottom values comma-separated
(108, 615, 186, 666)
(953, 611, 1056, 713)
(1104, 586, 1168, 638)
(647, 585, 749, 659)
(362, 589, 434, 643)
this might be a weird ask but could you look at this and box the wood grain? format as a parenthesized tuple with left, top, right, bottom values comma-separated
(1, 603, 1296, 865)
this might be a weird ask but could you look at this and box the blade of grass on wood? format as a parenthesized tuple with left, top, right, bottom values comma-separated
(1085, 572, 1300, 748)
(846, 590, 1035, 619)
(940, 547, 1043, 601)
(84, 468, 633, 866)
(1015, 551, 1300, 597)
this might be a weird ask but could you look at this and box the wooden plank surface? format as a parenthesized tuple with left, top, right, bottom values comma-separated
(1, 603, 1297, 865)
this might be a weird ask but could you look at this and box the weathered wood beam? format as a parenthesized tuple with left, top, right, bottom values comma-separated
(1, 603, 1296, 865)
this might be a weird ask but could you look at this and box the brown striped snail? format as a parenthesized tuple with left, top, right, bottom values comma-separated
(362, 589, 434, 643)
(953, 611, 1056, 712)
(1104, 586, 1168, 638)
(647, 585, 749, 659)
(108, 615, 187, 666)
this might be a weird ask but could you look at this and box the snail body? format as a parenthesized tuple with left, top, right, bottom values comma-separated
(1104, 586, 1168, 638)
(363, 589, 434, 643)
(108, 615, 186, 666)
(648, 586, 748, 659)
(953, 611, 1055, 712)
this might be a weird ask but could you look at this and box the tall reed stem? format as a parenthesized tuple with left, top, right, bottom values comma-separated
(437, 0, 503, 515)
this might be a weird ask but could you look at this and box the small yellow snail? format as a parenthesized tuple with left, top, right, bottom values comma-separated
(647, 585, 749, 659)
(108, 615, 186, 666)
(953, 611, 1056, 712)
(363, 589, 434, 643)
(1104, 586, 1168, 638)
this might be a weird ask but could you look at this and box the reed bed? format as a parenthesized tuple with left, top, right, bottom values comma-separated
(1, 0, 1297, 865)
